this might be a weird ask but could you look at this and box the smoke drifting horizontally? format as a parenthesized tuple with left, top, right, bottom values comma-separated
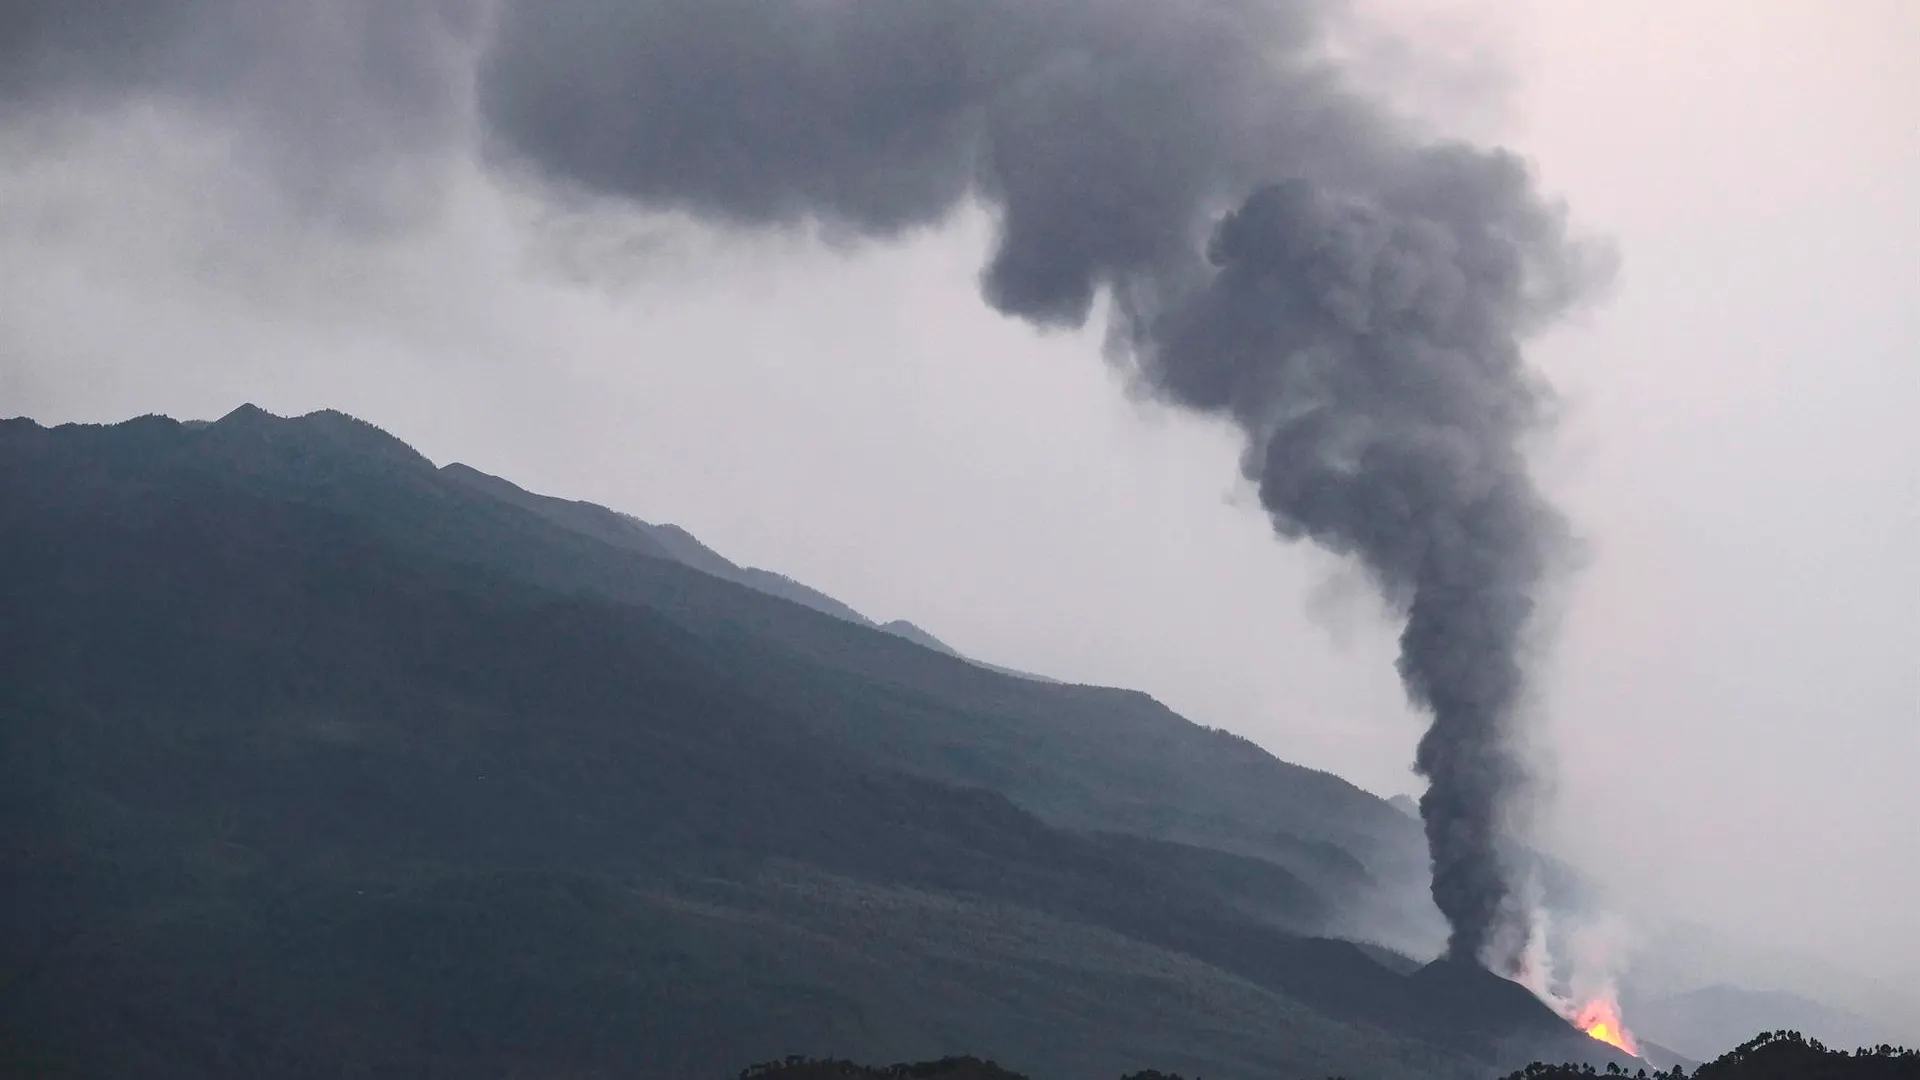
(3, 0, 1612, 969)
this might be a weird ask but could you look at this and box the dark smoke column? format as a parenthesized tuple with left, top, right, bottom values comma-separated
(1140, 164, 1582, 963)
(480, 0, 1609, 970)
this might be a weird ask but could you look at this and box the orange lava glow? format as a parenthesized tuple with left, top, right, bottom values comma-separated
(1571, 997, 1640, 1056)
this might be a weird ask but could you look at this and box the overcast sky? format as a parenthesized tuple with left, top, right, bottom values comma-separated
(2, 0, 1914, 1008)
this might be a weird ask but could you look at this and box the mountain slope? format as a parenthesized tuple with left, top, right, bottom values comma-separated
(0, 470, 1409, 1077)
(425, 452, 1434, 911)
(14, 409, 1433, 904)
(440, 460, 1043, 676)
(0, 407, 1610, 1078)
(439, 460, 870, 623)
(879, 618, 962, 656)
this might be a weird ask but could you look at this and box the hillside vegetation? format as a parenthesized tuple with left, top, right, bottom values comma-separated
(734, 1031, 1919, 1080)
(1503, 1031, 1918, 1080)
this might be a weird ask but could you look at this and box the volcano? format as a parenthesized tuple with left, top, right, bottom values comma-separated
(1405, 959, 1653, 1071)
(0, 407, 1698, 1080)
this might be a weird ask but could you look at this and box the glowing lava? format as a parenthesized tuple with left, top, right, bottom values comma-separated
(1571, 997, 1640, 1056)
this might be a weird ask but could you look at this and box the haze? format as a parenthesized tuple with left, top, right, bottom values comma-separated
(1, 0, 1914, 1009)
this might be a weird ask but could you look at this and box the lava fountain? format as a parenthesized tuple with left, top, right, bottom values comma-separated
(1570, 995, 1640, 1056)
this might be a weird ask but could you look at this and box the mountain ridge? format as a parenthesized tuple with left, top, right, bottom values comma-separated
(2, 404, 1641, 1079)
(438, 457, 1053, 681)
(153, 405, 1428, 876)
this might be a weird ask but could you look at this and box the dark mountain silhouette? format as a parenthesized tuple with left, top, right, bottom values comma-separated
(439, 459, 877, 626)
(878, 619, 959, 655)
(441, 460, 1054, 682)
(740, 1058, 1034, 1080)
(738, 1032, 1920, 1080)
(0, 407, 1634, 1079)
(1502, 1031, 1919, 1080)
(1632, 986, 1894, 1064)
(188, 411, 1422, 893)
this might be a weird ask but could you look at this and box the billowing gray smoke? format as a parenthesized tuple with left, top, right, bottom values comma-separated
(2, 0, 1609, 968)
(480, 0, 1607, 967)
(1143, 166, 1583, 965)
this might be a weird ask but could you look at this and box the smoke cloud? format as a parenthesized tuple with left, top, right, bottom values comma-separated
(2, 0, 1611, 968)
(0, 0, 482, 227)
(481, 0, 1609, 967)
(1152, 169, 1583, 966)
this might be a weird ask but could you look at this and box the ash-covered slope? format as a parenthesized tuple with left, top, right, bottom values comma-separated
(0, 406, 1598, 1078)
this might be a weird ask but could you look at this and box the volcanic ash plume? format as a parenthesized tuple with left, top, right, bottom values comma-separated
(0, 0, 1611, 969)
(477, 0, 1611, 968)
(1138, 167, 1582, 964)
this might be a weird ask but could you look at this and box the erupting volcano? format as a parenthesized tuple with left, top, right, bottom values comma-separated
(479, 0, 1613, 976)
(1570, 996, 1640, 1057)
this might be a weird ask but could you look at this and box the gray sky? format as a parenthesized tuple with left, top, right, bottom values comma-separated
(2, 0, 1915, 1009)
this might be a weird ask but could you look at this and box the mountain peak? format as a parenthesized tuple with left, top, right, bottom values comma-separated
(216, 402, 273, 424)
(210, 405, 434, 470)
(878, 619, 959, 656)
